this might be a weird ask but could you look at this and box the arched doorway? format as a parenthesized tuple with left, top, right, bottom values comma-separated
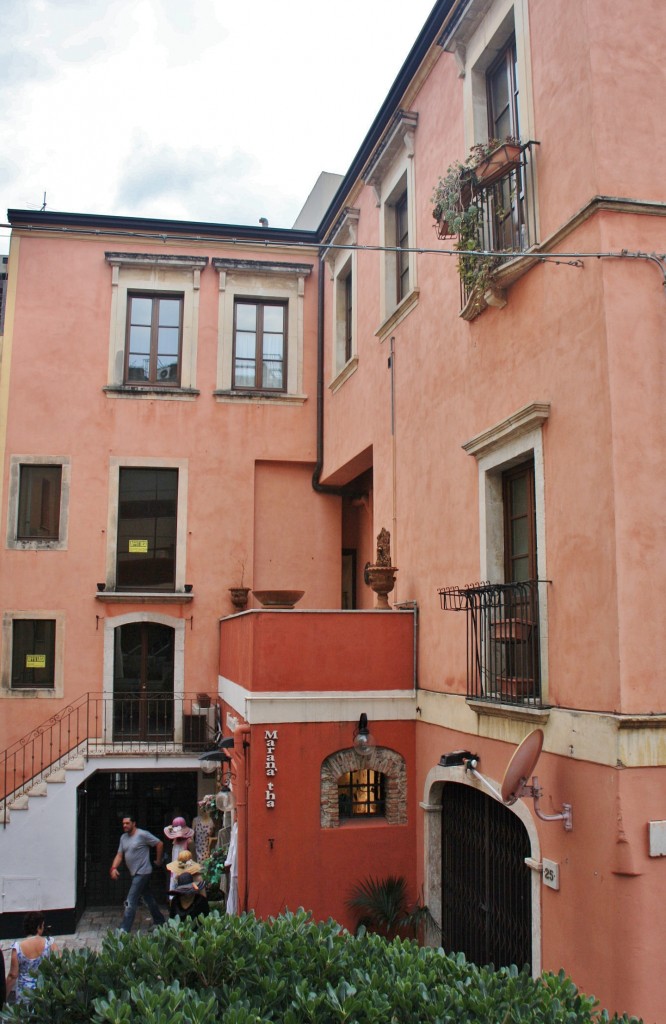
(113, 621, 174, 741)
(441, 782, 531, 968)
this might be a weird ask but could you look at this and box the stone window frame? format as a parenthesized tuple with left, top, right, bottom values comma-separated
(324, 207, 360, 391)
(104, 252, 208, 400)
(439, 0, 539, 233)
(213, 258, 312, 405)
(1, 609, 66, 699)
(101, 610, 186, 741)
(101, 455, 189, 594)
(321, 746, 407, 828)
(6, 455, 71, 551)
(462, 402, 550, 702)
(362, 110, 419, 341)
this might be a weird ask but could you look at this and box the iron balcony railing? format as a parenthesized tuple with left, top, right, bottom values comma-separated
(459, 140, 539, 310)
(1, 692, 222, 826)
(439, 580, 544, 706)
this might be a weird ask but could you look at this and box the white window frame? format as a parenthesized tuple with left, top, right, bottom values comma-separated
(6, 455, 71, 551)
(102, 456, 189, 593)
(362, 110, 419, 339)
(462, 402, 550, 699)
(105, 253, 207, 399)
(213, 258, 312, 404)
(1, 610, 65, 699)
(102, 610, 186, 742)
(323, 206, 361, 390)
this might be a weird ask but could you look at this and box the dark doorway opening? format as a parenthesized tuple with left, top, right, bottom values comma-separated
(441, 783, 531, 970)
(78, 769, 197, 910)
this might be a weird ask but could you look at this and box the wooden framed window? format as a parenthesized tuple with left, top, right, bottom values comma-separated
(487, 36, 520, 141)
(233, 300, 287, 391)
(17, 465, 62, 540)
(125, 293, 183, 386)
(116, 468, 178, 590)
(395, 192, 409, 303)
(338, 769, 386, 819)
(503, 460, 536, 582)
(11, 619, 56, 689)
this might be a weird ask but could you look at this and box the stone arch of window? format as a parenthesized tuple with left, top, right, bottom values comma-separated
(320, 746, 407, 828)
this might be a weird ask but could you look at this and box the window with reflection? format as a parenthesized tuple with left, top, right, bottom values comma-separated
(338, 769, 386, 819)
(233, 300, 287, 391)
(125, 293, 183, 386)
(17, 465, 62, 540)
(116, 468, 178, 590)
(11, 619, 56, 689)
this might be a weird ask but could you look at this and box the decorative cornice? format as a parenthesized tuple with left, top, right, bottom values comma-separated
(211, 258, 312, 276)
(362, 110, 419, 200)
(462, 402, 551, 459)
(105, 252, 208, 270)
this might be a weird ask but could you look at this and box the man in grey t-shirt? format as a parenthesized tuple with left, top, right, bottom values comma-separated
(110, 815, 166, 932)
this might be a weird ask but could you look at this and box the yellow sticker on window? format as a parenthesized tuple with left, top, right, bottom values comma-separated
(128, 539, 149, 553)
(26, 654, 46, 669)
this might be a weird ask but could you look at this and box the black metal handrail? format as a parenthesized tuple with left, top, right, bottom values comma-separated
(439, 580, 544, 706)
(2, 692, 221, 825)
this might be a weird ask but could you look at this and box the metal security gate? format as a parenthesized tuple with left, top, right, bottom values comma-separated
(441, 783, 531, 969)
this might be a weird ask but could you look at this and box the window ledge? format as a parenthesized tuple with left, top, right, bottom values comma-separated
(2, 688, 58, 699)
(8, 539, 66, 551)
(213, 390, 307, 406)
(104, 386, 199, 401)
(375, 288, 420, 341)
(467, 698, 551, 725)
(95, 591, 193, 604)
(329, 357, 359, 393)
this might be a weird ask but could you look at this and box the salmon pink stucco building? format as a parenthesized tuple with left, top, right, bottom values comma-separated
(1, 1, 665, 1021)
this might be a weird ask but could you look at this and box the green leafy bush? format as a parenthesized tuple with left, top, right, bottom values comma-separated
(0, 909, 642, 1024)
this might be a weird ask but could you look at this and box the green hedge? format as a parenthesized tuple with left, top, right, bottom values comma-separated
(0, 910, 642, 1024)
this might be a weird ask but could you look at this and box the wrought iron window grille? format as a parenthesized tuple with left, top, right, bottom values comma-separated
(439, 579, 547, 707)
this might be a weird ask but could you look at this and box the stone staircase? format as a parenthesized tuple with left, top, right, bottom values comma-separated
(1, 755, 86, 824)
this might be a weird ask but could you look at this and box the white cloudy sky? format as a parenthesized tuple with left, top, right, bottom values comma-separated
(0, 0, 437, 254)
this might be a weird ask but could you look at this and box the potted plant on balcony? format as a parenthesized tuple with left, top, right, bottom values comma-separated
(469, 136, 522, 188)
(431, 161, 474, 239)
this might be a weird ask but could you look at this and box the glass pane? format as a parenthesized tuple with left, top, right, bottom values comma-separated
(158, 299, 181, 327)
(235, 332, 256, 358)
(512, 517, 529, 556)
(235, 360, 256, 388)
(236, 304, 257, 330)
(263, 305, 284, 332)
(490, 68, 509, 126)
(130, 297, 153, 326)
(117, 468, 177, 590)
(511, 475, 527, 514)
(11, 619, 55, 688)
(127, 355, 148, 380)
(129, 325, 151, 354)
(262, 361, 283, 389)
(512, 555, 530, 582)
(156, 357, 178, 381)
(17, 465, 62, 540)
(157, 326, 179, 356)
(262, 333, 284, 359)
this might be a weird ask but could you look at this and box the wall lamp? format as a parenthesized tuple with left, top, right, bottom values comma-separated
(353, 713, 375, 756)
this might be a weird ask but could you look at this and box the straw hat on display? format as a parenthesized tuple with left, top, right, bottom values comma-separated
(164, 816, 194, 841)
(167, 850, 202, 875)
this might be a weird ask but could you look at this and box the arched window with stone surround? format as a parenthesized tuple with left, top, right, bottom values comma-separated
(321, 746, 407, 829)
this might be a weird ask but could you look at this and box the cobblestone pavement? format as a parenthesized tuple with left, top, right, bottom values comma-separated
(1, 904, 167, 962)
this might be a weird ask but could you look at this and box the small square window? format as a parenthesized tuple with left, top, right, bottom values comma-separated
(11, 619, 56, 689)
(338, 769, 386, 819)
(17, 465, 62, 540)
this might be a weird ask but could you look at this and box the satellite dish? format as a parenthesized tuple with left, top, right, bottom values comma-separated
(500, 728, 544, 805)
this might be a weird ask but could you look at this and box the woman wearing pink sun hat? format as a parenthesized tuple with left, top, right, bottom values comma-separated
(164, 817, 194, 890)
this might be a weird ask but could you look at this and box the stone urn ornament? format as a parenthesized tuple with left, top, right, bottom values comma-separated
(364, 528, 398, 608)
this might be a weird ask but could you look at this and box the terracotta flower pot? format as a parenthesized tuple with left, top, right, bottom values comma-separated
(473, 142, 522, 188)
